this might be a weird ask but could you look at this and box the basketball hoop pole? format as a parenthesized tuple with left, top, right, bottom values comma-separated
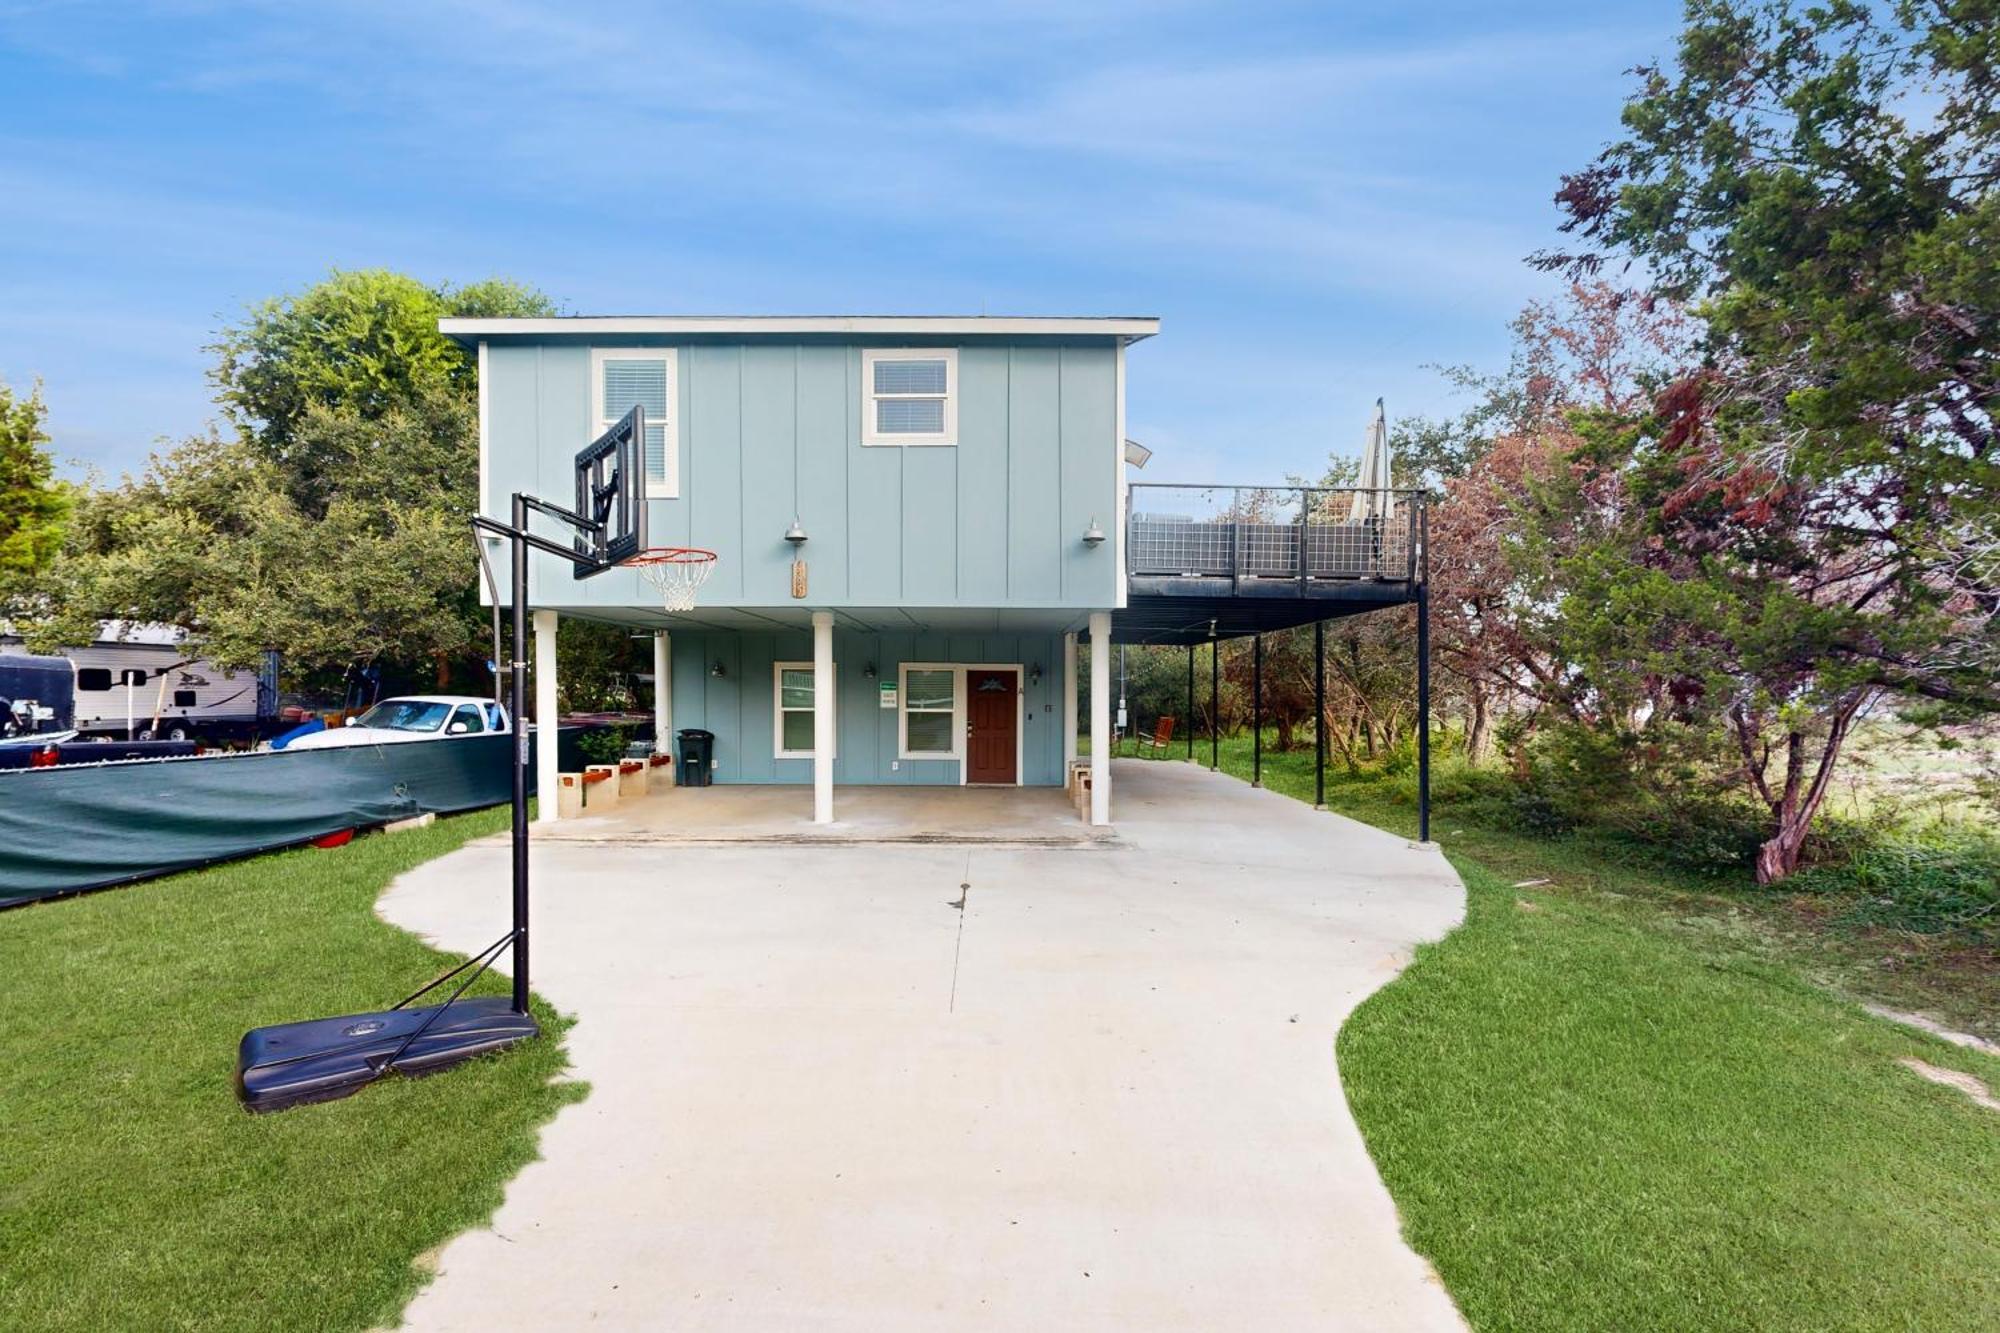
(233, 408, 644, 1113)
(472, 407, 648, 1015)
(507, 490, 531, 1016)
(473, 491, 612, 1016)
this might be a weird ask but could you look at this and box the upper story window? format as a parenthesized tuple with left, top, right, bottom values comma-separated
(591, 348, 678, 498)
(862, 348, 957, 446)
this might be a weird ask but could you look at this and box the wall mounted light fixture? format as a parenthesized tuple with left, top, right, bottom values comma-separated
(1029, 664, 1043, 686)
(710, 661, 726, 679)
(863, 662, 877, 680)
(1082, 517, 1106, 547)
(785, 517, 809, 545)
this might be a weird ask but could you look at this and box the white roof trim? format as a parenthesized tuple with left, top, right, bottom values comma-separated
(438, 315, 1160, 342)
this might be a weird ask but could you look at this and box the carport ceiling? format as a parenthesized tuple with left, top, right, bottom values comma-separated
(563, 605, 1094, 636)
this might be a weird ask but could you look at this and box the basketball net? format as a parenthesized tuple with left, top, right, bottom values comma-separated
(625, 547, 718, 613)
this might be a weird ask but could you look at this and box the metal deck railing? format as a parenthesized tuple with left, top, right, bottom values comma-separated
(1127, 485, 1426, 585)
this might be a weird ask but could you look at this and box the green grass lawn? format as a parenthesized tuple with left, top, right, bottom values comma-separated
(1163, 734, 2000, 1330)
(1154, 732, 2000, 1035)
(0, 808, 582, 1333)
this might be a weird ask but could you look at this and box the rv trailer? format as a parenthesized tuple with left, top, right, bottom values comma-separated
(0, 653, 75, 741)
(0, 626, 279, 743)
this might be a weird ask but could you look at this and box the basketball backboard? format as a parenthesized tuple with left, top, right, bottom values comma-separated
(573, 405, 649, 577)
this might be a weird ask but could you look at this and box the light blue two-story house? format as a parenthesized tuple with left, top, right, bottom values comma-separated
(446, 315, 1158, 827)
(446, 313, 1433, 832)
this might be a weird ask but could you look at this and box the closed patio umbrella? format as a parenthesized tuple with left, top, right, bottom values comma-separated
(1347, 398, 1392, 522)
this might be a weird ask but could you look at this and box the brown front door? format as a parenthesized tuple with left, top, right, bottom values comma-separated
(965, 669, 1018, 784)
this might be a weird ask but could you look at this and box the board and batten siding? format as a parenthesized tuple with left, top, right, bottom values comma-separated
(480, 341, 1120, 610)
(667, 629, 1066, 786)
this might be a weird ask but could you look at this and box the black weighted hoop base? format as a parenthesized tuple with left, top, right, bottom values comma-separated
(236, 996, 538, 1114)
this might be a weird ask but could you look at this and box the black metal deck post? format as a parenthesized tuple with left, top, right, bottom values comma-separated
(1314, 618, 1326, 810)
(1185, 644, 1194, 760)
(1209, 639, 1219, 771)
(1416, 516, 1432, 844)
(509, 493, 531, 1015)
(1251, 633, 1263, 787)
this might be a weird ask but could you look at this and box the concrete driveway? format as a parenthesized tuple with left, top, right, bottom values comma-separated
(380, 760, 1467, 1330)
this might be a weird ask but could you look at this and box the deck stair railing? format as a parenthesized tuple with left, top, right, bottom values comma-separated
(1126, 484, 1425, 585)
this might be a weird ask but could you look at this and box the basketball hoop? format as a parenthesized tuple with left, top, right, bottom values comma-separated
(625, 546, 718, 613)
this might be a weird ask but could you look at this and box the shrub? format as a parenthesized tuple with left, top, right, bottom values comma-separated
(575, 724, 629, 766)
(1790, 826, 2000, 935)
(1425, 722, 1767, 875)
(1372, 719, 1996, 915)
(1601, 791, 1768, 876)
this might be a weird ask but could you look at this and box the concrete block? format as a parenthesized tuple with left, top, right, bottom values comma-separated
(584, 765, 621, 809)
(383, 812, 436, 835)
(556, 773, 587, 820)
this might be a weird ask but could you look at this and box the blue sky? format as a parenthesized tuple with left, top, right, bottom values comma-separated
(0, 1, 1674, 486)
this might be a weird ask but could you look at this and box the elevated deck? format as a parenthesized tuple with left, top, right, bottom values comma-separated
(1113, 484, 1426, 644)
(1109, 483, 1434, 839)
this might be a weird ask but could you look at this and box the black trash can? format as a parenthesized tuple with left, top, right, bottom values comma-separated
(677, 728, 715, 787)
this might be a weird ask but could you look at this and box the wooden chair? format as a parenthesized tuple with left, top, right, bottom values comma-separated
(1141, 716, 1175, 756)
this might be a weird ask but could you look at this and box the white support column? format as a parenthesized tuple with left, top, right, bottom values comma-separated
(533, 609, 559, 823)
(812, 610, 834, 825)
(1062, 631, 1078, 772)
(1088, 612, 1111, 826)
(652, 631, 672, 776)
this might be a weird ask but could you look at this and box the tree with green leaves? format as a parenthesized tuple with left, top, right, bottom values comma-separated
(25, 271, 556, 677)
(1527, 0, 1999, 880)
(1537, 0, 1996, 701)
(0, 379, 69, 595)
(211, 269, 554, 515)
(27, 423, 483, 671)
(1384, 284, 1699, 763)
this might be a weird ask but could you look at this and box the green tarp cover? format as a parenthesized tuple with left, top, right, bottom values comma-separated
(0, 736, 523, 906)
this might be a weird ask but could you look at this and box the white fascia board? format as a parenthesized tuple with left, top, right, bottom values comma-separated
(438, 315, 1161, 344)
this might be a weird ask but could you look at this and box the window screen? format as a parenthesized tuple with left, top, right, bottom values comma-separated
(776, 664, 822, 756)
(597, 353, 672, 493)
(874, 359, 947, 395)
(878, 397, 945, 434)
(904, 668, 955, 754)
(864, 351, 955, 445)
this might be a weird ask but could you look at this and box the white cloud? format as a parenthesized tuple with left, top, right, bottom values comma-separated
(0, 0, 1665, 474)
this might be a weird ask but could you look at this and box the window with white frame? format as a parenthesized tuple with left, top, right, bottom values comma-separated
(591, 348, 677, 497)
(773, 662, 835, 758)
(900, 665, 959, 757)
(862, 349, 957, 446)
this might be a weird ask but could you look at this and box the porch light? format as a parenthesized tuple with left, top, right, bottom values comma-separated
(1029, 664, 1042, 686)
(710, 660, 726, 678)
(1082, 517, 1106, 547)
(785, 517, 808, 545)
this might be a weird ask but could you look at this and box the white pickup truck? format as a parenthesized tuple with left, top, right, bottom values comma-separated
(281, 695, 510, 751)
